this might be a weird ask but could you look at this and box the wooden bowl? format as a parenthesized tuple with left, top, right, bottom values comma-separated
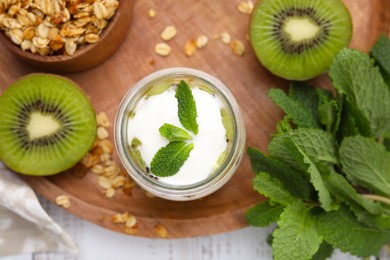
(0, 0, 134, 73)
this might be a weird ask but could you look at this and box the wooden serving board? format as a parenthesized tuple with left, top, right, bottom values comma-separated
(0, 0, 389, 238)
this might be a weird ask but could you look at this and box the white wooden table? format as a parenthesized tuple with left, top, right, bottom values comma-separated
(0, 196, 370, 260)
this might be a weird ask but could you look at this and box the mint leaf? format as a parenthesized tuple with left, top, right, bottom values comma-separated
(317, 206, 390, 257)
(330, 48, 390, 138)
(248, 147, 311, 200)
(253, 172, 297, 206)
(245, 200, 284, 227)
(150, 141, 194, 177)
(288, 129, 338, 164)
(288, 129, 339, 211)
(336, 94, 370, 140)
(317, 88, 340, 134)
(268, 134, 307, 171)
(324, 169, 382, 215)
(159, 123, 192, 141)
(339, 136, 390, 197)
(145, 82, 171, 97)
(221, 108, 234, 141)
(312, 242, 333, 260)
(300, 153, 338, 212)
(370, 34, 390, 86)
(128, 138, 146, 169)
(289, 82, 320, 125)
(269, 129, 339, 211)
(355, 210, 390, 229)
(275, 116, 294, 134)
(175, 80, 198, 135)
(268, 88, 320, 129)
(273, 200, 322, 260)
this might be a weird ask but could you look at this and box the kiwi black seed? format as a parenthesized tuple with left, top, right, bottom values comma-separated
(250, 0, 352, 80)
(0, 74, 97, 176)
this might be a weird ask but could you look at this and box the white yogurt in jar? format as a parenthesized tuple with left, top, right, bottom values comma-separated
(127, 85, 228, 186)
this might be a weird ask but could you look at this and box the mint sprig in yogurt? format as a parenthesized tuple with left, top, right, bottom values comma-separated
(126, 77, 231, 186)
(151, 80, 198, 177)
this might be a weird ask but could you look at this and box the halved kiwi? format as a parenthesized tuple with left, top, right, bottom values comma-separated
(250, 0, 352, 80)
(0, 74, 97, 176)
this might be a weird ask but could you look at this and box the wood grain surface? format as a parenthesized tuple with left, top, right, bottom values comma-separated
(0, 0, 389, 238)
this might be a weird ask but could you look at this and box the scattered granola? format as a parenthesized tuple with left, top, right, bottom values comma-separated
(214, 32, 232, 46)
(97, 126, 109, 139)
(112, 211, 138, 234)
(96, 112, 110, 128)
(55, 195, 70, 208)
(0, 0, 119, 56)
(196, 35, 208, 48)
(148, 8, 156, 18)
(230, 39, 245, 56)
(155, 224, 168, 238)
(125, 214, 137, 228)
(154, 42, 171, 56)
(78, 111, 136, 198)
(183, 39, 196, 57)
(237, 1, 254, 14)
(160, 25, 176, 41)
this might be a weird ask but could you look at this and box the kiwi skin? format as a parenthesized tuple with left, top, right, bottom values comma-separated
(0, 73, 97, 176)
(249, 0, 353, 80)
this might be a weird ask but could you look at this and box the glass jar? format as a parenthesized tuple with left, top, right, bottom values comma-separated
(114, 68, 245, 201)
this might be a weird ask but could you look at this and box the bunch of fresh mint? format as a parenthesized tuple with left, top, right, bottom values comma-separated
(246, 35, 390, 260)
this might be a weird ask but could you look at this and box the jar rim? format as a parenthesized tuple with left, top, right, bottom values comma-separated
(114, 67, 246, 201)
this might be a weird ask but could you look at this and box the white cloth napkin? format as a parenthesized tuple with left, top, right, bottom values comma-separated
(0, 162, 78, 256)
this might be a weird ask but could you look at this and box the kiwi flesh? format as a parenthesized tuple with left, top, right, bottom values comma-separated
(250, 0, 352, 80)
(0, 74, 97, 176)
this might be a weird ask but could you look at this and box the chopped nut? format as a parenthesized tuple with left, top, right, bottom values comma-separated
(125, 214, 137, 228)
(237, 1, 254, 14)
(96, 112, 110, 128)
(160, 25, 176, 41)
(220, 32, 231, 44)
(9, 28, 23, 45)
(85, 33, 99, 43)
(230, 40, 245, 56)
(103, 164, 120, 178)
(20, 40, 32, 51)
(81, 152, 100, 168)
(47, 27, 60, 40)
(148, 8, 156, 18)
(93, 2, 108, 20)
(37, 23, 49, 38)
(184, 39, 197, 57)
(55, 195, 70, 208)
(32, 36, 50, 48)
(100, 153, 110, 162)
(91, 164, 103, 174)
(112, 213, 125, 223)
(124, 226, 138, 234)
(155, 224, 168, 238)
(154, 42, 171, 56)
(99, 139, 113, 154)
(196, 35, 208, 48)
(111, 176, 125, 188)
(105, 187, 115, 198)
(98, 176, 111, 189)
(97, 126, 109, 139)
(91, 145, 104, 156)
(64, 38, 76, 55)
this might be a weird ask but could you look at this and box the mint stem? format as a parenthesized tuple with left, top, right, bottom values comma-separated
(362, 194, 390, 207)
